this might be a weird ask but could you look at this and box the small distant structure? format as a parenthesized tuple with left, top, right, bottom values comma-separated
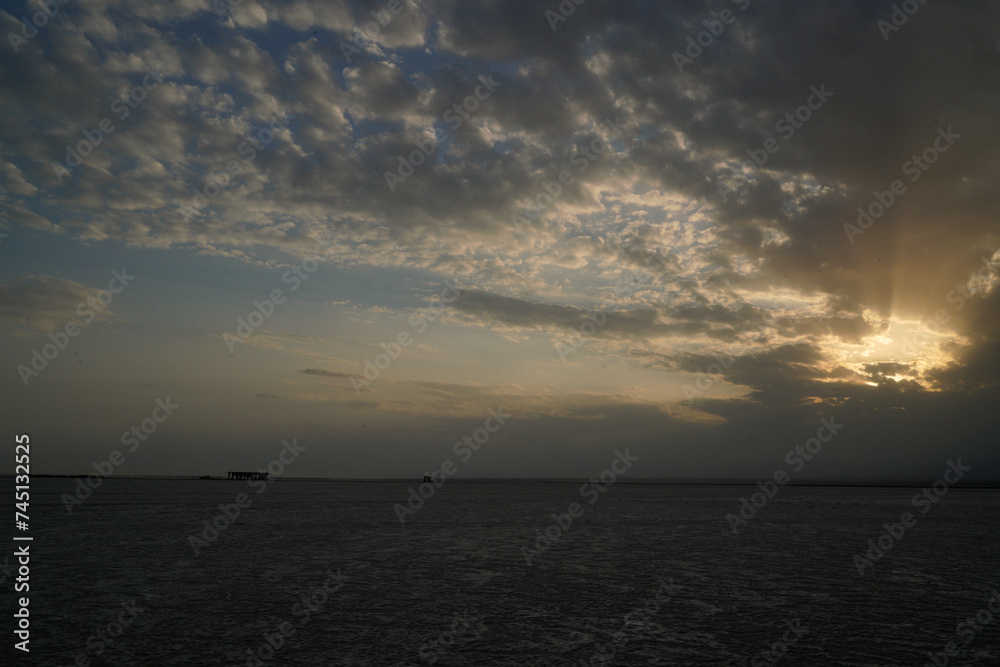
(228, 471, 268, 481)
(423, 475, 433, 483)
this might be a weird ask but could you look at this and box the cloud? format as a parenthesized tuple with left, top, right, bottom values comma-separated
(449, 288, 766, 344)
(302, 368, 356, 378)
(862, 362, 916, 378)
(0, 276, 114, 332)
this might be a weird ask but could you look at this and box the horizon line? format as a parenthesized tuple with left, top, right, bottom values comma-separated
(10, 473, 1000, 488)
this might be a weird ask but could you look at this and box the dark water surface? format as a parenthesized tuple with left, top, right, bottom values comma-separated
(5, 478, 1000, 666)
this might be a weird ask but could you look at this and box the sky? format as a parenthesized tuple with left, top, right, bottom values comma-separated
(1, 0, 999, 481)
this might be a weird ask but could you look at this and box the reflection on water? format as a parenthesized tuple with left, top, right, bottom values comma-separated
(8, 478, 1000, 666)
